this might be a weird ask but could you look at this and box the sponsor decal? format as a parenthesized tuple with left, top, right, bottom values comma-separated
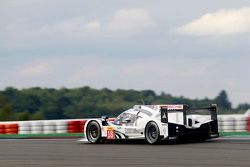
(106, 127, 115, 139)
(162, 113, 167, 119)
(125, 128, 141, 134)
(162, 105, 184, 110)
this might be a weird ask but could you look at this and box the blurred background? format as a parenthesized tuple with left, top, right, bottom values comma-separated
(1, 0, 250, 120)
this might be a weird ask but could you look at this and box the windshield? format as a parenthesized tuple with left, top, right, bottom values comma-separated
(114, 111, 138, 125)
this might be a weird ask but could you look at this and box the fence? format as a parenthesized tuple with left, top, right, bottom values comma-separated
(0, 115, 249, 135)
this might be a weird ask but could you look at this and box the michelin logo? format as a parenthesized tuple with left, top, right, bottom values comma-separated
(125, 128, 141, 134)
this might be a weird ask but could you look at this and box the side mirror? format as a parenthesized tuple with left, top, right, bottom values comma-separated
(101, 115, 109, 121)
(101, 115, 109, 125)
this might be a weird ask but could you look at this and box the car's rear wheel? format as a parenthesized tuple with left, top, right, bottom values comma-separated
(145, 121, 160, 144)
(86, 121, 102, 143)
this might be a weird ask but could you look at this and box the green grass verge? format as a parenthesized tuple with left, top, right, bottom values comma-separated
(0, 133, 84, 139)
(219, 132, 250, 136)
(0, 132, 249, 139)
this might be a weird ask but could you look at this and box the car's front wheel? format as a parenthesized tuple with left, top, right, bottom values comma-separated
(86, 121, 102, 143)
(145, 121, 160, 144)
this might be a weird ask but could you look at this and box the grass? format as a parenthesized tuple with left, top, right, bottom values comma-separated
(0, 132, 249, 139)
(219, 132, 250, 136)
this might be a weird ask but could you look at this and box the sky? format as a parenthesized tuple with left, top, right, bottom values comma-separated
(1, 0, 250, 106)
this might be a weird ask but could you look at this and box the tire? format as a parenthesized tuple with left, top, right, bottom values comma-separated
(19, 126, 30, 131)
(221, 125, 234, 132)
(19, 122, 30, 127)
(56, 129, 67, 133)
(235, 115, 248, 122)
(31, 126, 43, 131)
(43, 130, 56, 134)
(43, 121, 55, 126)
(31, 121, 43, 127)
(43, 126, 56, 131)
(5, 129, 18, 134)
(56, 125, 67, 130)
(19, 131, 30, 134)
(86, 121, 102, 143)
(31, 130, 43, 134)
(4, 124, 18, 129)
(235, 125, 247, 131)
(222, 121, 234, 126)
(145, 121, 160, 144)
(56, 121, 67, 126)
(235, 121, 247, 126)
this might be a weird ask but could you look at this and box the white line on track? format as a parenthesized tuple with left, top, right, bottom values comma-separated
(212, 136, 250, 141)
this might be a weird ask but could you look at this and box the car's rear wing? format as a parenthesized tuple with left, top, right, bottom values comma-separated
(160, 104, 218, 125)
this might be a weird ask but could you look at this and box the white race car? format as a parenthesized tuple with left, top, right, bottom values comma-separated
(82, 104, 219, 144)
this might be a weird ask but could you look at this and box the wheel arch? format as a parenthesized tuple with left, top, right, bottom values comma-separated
(84, 119, 104, 137)
(144, 119, 167, 138)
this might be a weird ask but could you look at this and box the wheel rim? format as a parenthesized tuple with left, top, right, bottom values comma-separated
(148, 125, 157, 140)
(88, 125, 99, 141)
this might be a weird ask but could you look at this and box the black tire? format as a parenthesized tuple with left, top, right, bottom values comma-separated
(86, 121, 102, 143)
(145, 121, 160, 144)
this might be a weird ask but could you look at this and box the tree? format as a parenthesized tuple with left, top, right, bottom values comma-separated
(0, 95, 13, 121)
(236, 103, 250, 111)
(0, 87, 245, 120)
(215, 90, 232, 110)
(30, 111, 44, 120)
(17, 111, 30, 121)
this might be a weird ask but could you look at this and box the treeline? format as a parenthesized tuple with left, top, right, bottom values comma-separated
(0, 87, 249, 121)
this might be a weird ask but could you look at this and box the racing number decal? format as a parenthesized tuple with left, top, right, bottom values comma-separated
(107, 127, 115, 139)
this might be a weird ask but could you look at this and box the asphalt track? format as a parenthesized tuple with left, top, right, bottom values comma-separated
(0, 137, 250, 167)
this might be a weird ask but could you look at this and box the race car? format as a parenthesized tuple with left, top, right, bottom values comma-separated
(82, 104, 219, 144)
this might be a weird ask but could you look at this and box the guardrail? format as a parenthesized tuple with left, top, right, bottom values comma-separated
(0, 119, 86, 135)
(218, 115, 249, 132)
(0, 115, 249, 135)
